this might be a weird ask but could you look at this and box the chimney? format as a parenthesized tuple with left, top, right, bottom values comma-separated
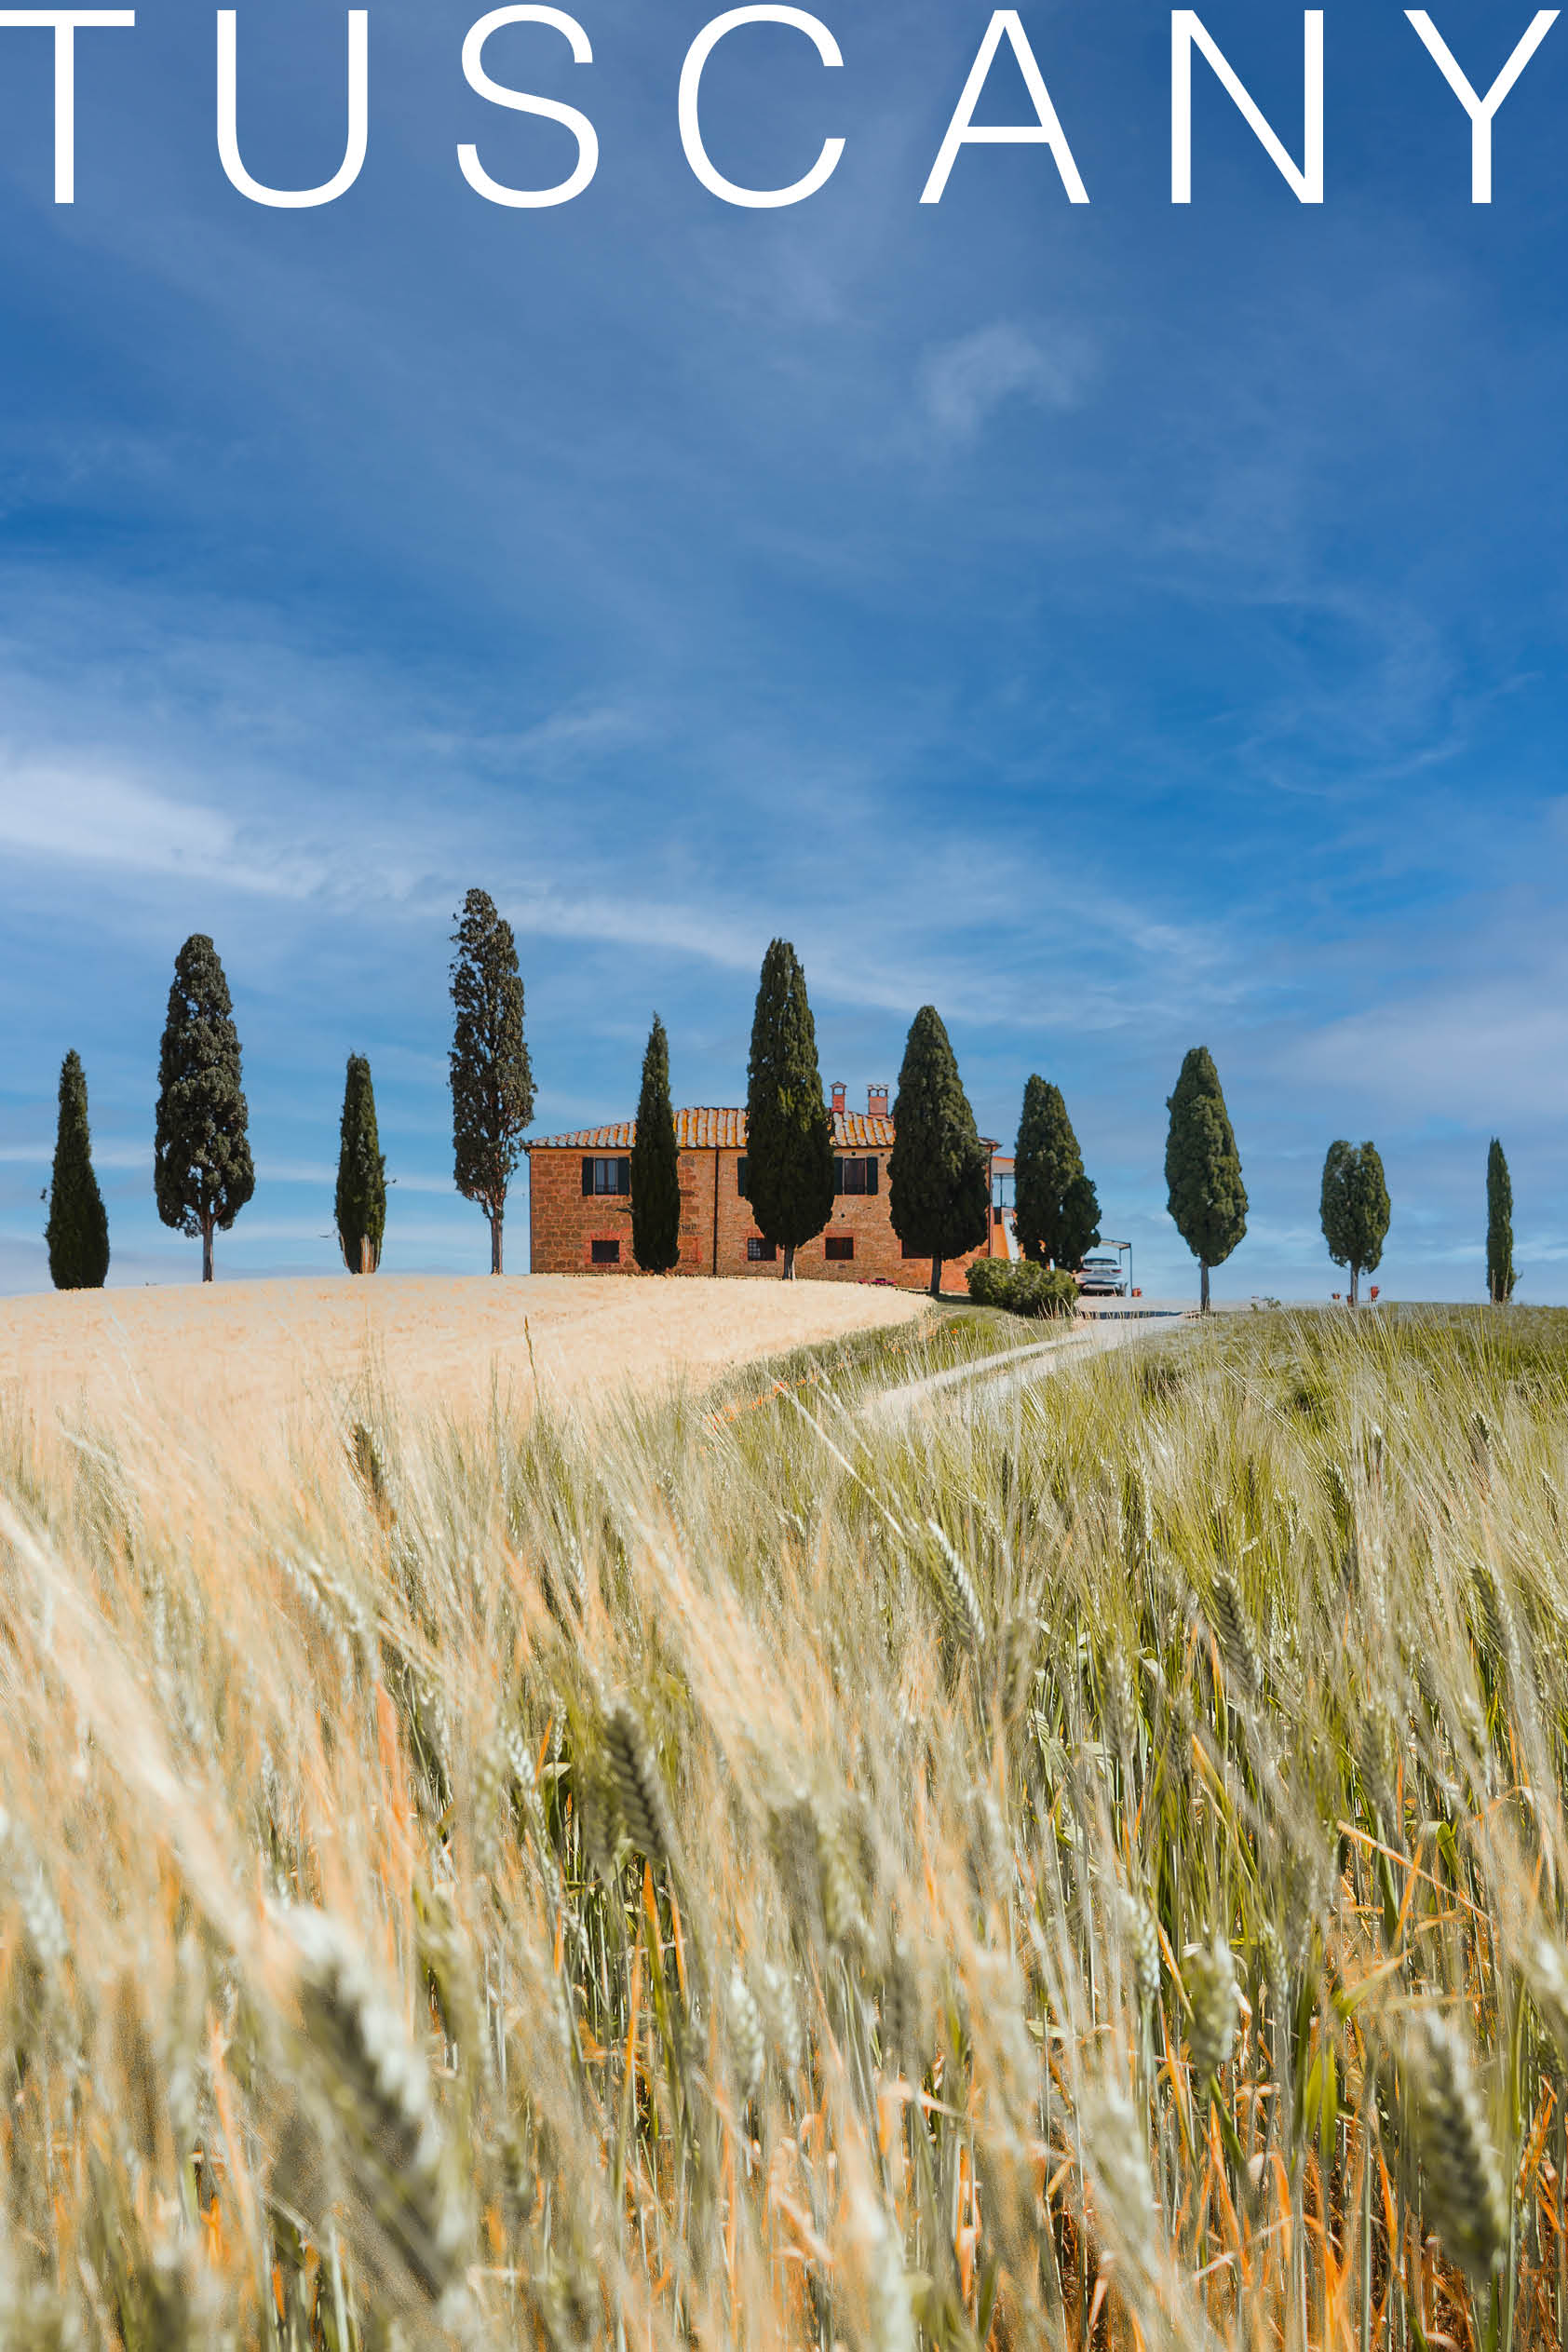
(868, 1084, 888, 1118)
(831, 1081, 845, 1116)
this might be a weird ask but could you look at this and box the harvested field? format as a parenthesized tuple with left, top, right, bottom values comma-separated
(0, 1271, 928, 1437)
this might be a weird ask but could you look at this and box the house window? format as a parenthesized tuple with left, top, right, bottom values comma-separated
(825, 1235, 854, 1261)
(590, 1237, 621, 1264)
(747, 1236, 777, 1262)
(582, 1156, 630, 1196)
(737, 1156, 749, 1196)
(833, 1156, 878, 1196)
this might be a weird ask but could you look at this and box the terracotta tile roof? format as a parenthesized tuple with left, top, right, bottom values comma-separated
(527, 1119, 638, 1152)
(680, 1106, 748, 1149)
(832, 1112, 896, 1148)
(526, 1107, 741, 1151)
(527, 1107, 906, 1151)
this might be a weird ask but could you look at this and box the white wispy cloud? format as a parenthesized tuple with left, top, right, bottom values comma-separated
(0, 750, 343, 902)
(0, 586, 1241, 1040)
(919, 321, 1092, 442)
(0, 757, 234, 877)
(0, 1141, 146, 1168)
(264, 1160, 455, 1195)
(1286, 969, 1568, 1129)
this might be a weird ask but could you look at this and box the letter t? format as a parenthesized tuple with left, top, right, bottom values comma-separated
(0, 11, 135, 201)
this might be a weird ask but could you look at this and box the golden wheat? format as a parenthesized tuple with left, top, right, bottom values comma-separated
(0, 1304, 1566, 2349)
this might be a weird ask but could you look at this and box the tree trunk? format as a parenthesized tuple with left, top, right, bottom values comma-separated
(201, 1220, 214, 1284)
(491, 1206, 504, 1276)
(360, 1234, 374, 1276)
(1350, 1264, 1359, 1306)
(929, 1256, 944, 1299)
(782, 1243, 796, 1280)
(1199, 1259, 1210, 1313)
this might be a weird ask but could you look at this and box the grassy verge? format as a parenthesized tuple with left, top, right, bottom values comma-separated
(702, 1297, 1027, 1418)
(3, 1305, 1568, 2347)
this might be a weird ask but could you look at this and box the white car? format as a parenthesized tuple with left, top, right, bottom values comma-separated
(1077, 1251, 1127, 1296)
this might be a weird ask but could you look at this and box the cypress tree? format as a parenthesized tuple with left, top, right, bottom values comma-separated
(1164, 1046, 1246, 1313)
(1319, 1139, 1391, 1305)
(888, 1005, 990, 1299)
(154, 934, 254, 1283)
(1486, 1137, 1515, 1304)
(1013, 1075, 1101, 1270)
(44, 1049, 110, 1290)
(450, 887, 533, 1275)
(1060, 1170, 1101, 1273)
(335, 1053, 387, 1274)
(630, 1013, 681, 1274)
(743, 939, 834, 1279)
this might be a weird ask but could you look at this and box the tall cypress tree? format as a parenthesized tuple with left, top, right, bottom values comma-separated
(335, 1053, 387, 1274)
(1319, 1139, 1390, 1305)
(45, 1049, 110, 1290)
(888, 1006, 990, 1299)
(744, 939, 834, 1279)
(1486, 1137, 1515, 1304)
(154, 934, 254, 1283)
(630, 1013, 681, 1274)
(1013, 1075, 1101, 1270)
(450, 887, 533, 1275)
(1164, 1046, 1246, 1312)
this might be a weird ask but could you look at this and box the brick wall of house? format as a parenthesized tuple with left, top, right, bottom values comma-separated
(528, 1126, 1001, 1291)
(527, 1145, 636, 1273)
(681, 1149, 723, 1271)
(716, 1146, 992, 1289)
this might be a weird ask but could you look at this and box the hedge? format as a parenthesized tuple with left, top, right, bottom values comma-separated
(965, 1259, 1081, 1319)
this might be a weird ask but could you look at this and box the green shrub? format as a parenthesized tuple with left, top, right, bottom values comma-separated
(965, 1257, 1080, 1318)
(964, 1258, 1007, 1309)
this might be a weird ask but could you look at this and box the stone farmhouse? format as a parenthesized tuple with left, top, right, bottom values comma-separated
(526, 1082, 1012, 1290)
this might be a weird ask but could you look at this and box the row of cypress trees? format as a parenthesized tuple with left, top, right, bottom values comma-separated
(622, 940, 996, 1296)
(1316, 1137, 1517, 1305)
(598, 941, 996, 1294)
(42, 931, 381, 1290)
(36, 911, 1524, 1302)
(632, 953, 1513, 1309)
(1018, 1047, 1516, 1310)
(45, 934, 261, 1291)
(1160, 1053, 1519, 1306)
(40, 899, 529, 1290)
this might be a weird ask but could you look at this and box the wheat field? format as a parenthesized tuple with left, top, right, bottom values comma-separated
(2, 1305, 1567, 2350)
(0, 1275, 928, 1441)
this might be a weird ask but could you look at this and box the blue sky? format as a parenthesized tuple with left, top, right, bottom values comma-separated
(2, 0, 1565, 1299)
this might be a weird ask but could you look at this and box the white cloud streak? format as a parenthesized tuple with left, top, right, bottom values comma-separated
(919, 320, 1092, 442)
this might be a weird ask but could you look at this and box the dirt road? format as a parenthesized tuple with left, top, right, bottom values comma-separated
(863, 1309, 1183, 1420)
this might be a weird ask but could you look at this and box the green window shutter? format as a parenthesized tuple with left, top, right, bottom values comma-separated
(581, 1156, 593, 1196)
(737, 1155, 749, 1196)
(867, 1156, 879, 1194)
(617, 1157, 631, 1195)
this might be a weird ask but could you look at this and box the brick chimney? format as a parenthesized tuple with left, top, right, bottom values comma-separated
(831, 1081, 845, 1115)
(868, 1084, 888, 1118)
